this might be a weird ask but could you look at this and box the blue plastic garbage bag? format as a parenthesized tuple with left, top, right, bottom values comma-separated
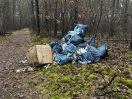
(60, 31, 84, 45)
(63, 44, 77, 54)
(49, 41, 56, 48)
(55, 54, 74, 65)
(78, 52, 94, 64)
(87, 37, 95, 46)
(97, 44, 108, 57)
(52, 43, 62, 54)
(59, 31, 75, 43)
(76, 42, 87, 48)
(74, 24, 88, 38)
(62, 33, 71, 42)
(67, 34, 84, 45)
(87, 46, 101, 62)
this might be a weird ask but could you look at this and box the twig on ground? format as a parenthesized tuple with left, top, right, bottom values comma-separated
(97, 90, 130, 96)
(98, 74, 117, 90)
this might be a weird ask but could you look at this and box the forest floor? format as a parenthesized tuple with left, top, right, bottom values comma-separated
(0, 29, 40, 98)
(0, 29, 132, 99)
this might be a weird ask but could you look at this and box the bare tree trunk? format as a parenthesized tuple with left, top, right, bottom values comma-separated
(61, 0, 66, 36)
(31, 0, 35, 30)
(95, 0, 103, 35)
(34, 0, 40, 34)
(123, 0, 129, 42)
(12, 0, 16, 29)
(130, 29, 132, 50)
(74, 0, 78, 24)
(109, 0, 116, 37)
(44, 1, 49, 34)
(130, 15, 132, 50)
(54, 0, 58, 36)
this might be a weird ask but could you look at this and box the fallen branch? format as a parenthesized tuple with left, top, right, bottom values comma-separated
(98, 74, 117, 90)
(97, 90, 130, 96)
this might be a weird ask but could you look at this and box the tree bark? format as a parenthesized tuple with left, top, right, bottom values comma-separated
(61, 0, 66, 36)
(54, 0, 58, 36)
(122, 0, 129, 42)
(109, 0, 116, 37)
(130, 30, 132, 50)
(34, 0, 40, 34)
(31, 0, 35, 30)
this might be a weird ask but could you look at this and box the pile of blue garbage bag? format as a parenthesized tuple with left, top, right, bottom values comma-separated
(49, 24, 108, 65)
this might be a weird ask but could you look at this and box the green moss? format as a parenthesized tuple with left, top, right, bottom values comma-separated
(0, 36, 6, 44)
(104, 75, 109, 80)
(101, 70, 108, 75)
(127, 51, 132, 55)
(51, 95, 62, 99)
(81, 66, 88, 75)
(110, 70, 117, 76)
(35, 71, 43, 76)
(108, 51, 113, 55)
(119, 78, 132, 89)
(123, 51, 132, 60)
(123, 68, 131, 75)
(48, 73, 59, 79)
(34, 83, 45, 90)
(59, 75, 72, 83)
(72, 92, 79, 97)
(92, 64, 99, 69)
(128, 90, 132, 95)
(121, 50, 128, 53)
(89, 74, 98, 80)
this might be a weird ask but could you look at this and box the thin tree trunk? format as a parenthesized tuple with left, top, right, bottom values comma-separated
(31, 0, 35, 30)
(74, 0, 78, 24)
(61, 0, 66, 36)
(54, 0, 58, 36)
(44, 1, 49, 34)
(130, 15, 132, 50)
(35, 0, 40, 34)
(123, 0, 129, 42)
(95, 0, 103, 35)
(109, 0, 116, 37)
(130, 30, 132, 50)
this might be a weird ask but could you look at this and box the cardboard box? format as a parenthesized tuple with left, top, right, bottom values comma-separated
(26, 44, 53, 67)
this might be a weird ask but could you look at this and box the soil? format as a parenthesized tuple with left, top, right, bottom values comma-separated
(0, 29, 39, 98)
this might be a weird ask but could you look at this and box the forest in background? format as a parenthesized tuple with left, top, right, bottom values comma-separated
(0, 0, 132, 98)
(0, 0, 132, 48)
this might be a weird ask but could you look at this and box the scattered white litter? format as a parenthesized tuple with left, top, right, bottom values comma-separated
(19, 57, 28, 65)
(16, 67, 35, 73)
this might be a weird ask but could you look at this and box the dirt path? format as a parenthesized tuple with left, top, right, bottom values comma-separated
(0, 29, 39, 98)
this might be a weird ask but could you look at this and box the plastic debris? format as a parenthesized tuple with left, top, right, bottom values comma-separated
(19, 57, 28, 65)
(55, 54, 73, 65)
(16, 67, 35, 73)
(49, 24, 108, 65)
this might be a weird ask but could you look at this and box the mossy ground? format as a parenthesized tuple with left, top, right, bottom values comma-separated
(29, 31, 59, 46)
(0, 36, 7, 44)
(23, 32, 132, 99)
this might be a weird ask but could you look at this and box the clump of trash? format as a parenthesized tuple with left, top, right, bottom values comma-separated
(50, 24, 108, 65)
(16, 24, 108, 73)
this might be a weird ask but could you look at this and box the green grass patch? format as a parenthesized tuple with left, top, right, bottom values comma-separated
(29, 32, 59, 46)
(12, 31, 18, 35)
(0, 36, 6, 44)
